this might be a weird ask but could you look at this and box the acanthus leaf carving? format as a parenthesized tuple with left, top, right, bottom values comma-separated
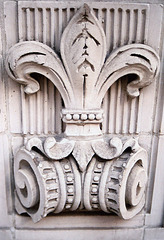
(5, 4, 160, 222)
(92, 137, 123, 160)
(24, 136, 142, 174)
(25, 137, 45, 153)
(5, 41, 74, 108)
(93, 137, 140, 160)
(95, 44, 160, 107)
(44, 137, 75, 160)
(72, 141, 95, 172)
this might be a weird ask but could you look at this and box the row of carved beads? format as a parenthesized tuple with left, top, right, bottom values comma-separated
(61, 159, 76, 210)
(84, 158, 105, 210)
(62, 109, 104, 123)
(14, 148, 147, 222)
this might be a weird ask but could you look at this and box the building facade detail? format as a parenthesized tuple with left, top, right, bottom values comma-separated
(5, 4, 160, 223)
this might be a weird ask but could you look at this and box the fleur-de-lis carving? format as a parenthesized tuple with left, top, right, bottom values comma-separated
(6, 4, 159, 171)
(5, 4, 160, 222)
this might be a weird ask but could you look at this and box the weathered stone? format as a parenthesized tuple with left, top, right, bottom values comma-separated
(1, 1, 164, 238)
(4, 4, 160, 223)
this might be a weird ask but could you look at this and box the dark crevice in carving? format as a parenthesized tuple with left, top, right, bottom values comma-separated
(20, 185, 28, 198)
(72, 33, 83, 46)
(32, 146, 45, 157)
(77, 17, 94, 25)
(130, 53, 150, 64)
(78, 59, 95, 72)
(72, 29, 100, 47)
(126, 74, 138, 84)
(108, 188, 117, 194)
(8, 63, 15, 78)
(87, 31, 100, 46)
(108, 199, 117, 204)
(30, 72, 42, 81)
(20, 52, 46, 60)
(98, 72, 139, 97)
(83, 44, 88, 49)
(136, 183, 141, 196)
(82, 50, 89, 56)
(123, 147, 132, 153)
(110, 208, 118, 214)
(83, 74, 87, 108)
(111, 178, 119, 184)
(77, 11, 94, 25)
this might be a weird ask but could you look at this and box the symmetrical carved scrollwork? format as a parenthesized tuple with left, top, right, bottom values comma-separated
(15, 144, 147, 222)
(5, 4, 160, 222)
(15, 149, 60, 222)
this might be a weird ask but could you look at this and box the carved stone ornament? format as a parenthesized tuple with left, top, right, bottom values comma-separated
(5, 4, 160, 223)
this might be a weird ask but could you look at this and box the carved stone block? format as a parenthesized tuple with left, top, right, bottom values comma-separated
(5, 4, 160, 223)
